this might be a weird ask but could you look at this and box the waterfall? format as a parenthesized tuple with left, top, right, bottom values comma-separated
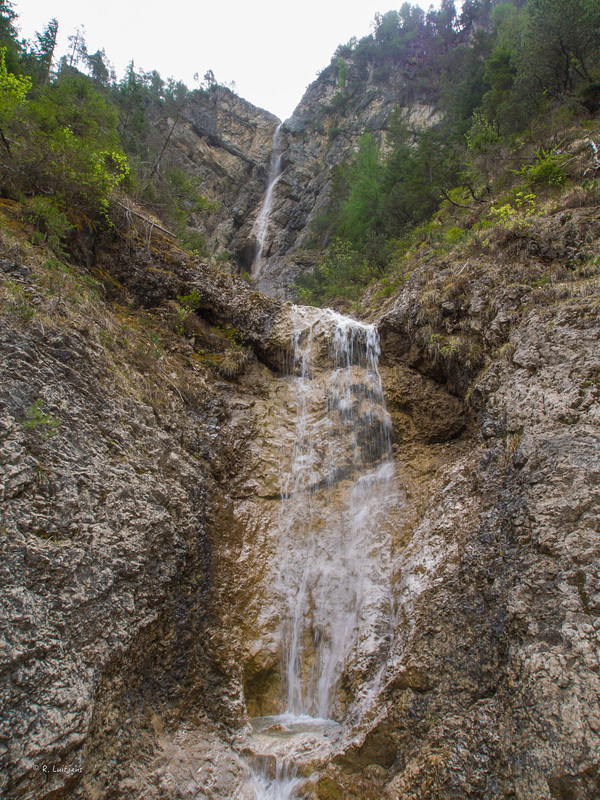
(245, 306, 398, 800)
(251, 124, 284, 276)
(278, 307, 395, 719)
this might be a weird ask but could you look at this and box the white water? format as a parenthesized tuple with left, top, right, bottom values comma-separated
(248, 306, 397, 799)
(279, 308, 395, 718)
(247, 714, 340, 800)
(248, 757, 301, 800)
(251, 124, 284, 276)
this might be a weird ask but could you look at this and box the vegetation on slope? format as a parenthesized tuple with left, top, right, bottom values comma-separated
(0, 0, 223, 259)
(1, 0, 599, 325)
(296, 0, 600, 305)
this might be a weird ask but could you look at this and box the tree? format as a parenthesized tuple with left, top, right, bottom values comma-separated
(117, 61, 147, 147)
(335, 132, 383, 245)
(0, 0, 20, 73)
(432, 0, 458, 53)
(202, 69, 216, 90)
(515, 0, 600, 101)
(86, 48, 110, 87)
(0, 47, 31, 150)
(0, 66, 128, 215)
(31, 18, 58, 84)
(381, 112, 461, 236)
(67, 26, 87, 69)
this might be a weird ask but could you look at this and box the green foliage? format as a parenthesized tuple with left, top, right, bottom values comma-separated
(0, 3, 216, 250)
(516, 149, 567, 187)
(23, 399, 61, 438)
(466, 109, 500, 152)
(515, 0, 600, 102)
(335, 57, 349, 88)
(386, 123, 460, 234)
(0, 69, 128, 218)
(25, 18, 58, 84)
(0, 1, 21, 73)
(0, 47, 31, 131)
(116, 61, 148, 149)
(25, 197, 74, 254)
(179, 229, 209, 256)
(86, 49, 110, 87)
(294, 239, 376, 305)
(335, 132, 383, 244)
(445, 225, 467, 244)
(315, 0, 600, 305)
(489, 190, 536, 225)
(177, 289, 201, 311)
(142, 166, 217, 253)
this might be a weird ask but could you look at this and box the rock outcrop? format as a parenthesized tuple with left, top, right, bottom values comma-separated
(147, 85, 281, 258)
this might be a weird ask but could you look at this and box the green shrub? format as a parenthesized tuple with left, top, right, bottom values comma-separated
(0, 67, 129, 219)
(23, 399, 61, 438)
(517, 150, 567, 188)
(25, 197, 73, 255)
(177, 289, 201, 310)
(466, 110, 500, 152)
(294, 239, 374, 305)
(445, 226, 466, 244)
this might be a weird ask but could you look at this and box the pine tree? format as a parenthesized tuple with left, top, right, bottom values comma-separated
(32, 18, 58, 84)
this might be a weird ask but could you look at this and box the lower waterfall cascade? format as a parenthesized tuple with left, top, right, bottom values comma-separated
(242, 306, 400, 799)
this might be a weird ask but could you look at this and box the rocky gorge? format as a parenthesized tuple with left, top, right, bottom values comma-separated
(2, 19, 600, 800)
(152, 60, 441, 299)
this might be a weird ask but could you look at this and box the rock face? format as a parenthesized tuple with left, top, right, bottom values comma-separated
(2, 213, 600, 798)
(243, 62, 441, 298)
(355, 295, 600, 800)
(149, 85, 281, 257)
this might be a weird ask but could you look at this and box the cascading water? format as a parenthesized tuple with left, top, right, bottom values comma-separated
(279, 308, 395, 718)
(244, 306, 398, 800)
(251, 124, 284, 276)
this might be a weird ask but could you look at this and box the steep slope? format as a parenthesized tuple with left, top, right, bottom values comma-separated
(0, 209, 282, 798)
(3, 173, 600, 798)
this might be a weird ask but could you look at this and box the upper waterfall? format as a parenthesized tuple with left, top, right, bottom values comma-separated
(251, 124, 285, 277)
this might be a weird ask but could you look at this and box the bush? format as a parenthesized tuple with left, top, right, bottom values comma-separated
(294, 239, 374, 305)
(0, 65, 129, 219)
(517, 150, 567, 188)
(25, 197, 74, 255)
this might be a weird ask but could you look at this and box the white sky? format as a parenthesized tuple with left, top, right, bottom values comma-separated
(13, 0, 445, 121)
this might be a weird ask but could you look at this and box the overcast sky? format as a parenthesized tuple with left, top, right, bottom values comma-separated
(13, 0, 446, 121)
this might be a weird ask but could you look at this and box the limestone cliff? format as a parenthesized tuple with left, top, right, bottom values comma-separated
(242, 58, 441, 298)
(147, 85, 281, 258)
